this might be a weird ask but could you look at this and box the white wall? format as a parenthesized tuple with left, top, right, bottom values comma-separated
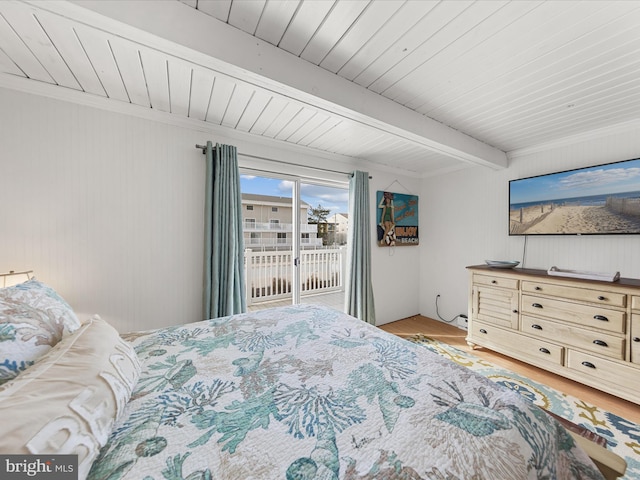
(0, 89, 207, 332)
(369, 178, 421, 325)
(419, 125, 640, 323)
(0, 88, 420, 331)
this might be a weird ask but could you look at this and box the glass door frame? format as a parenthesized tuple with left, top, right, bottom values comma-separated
(239, 167, 348, 307)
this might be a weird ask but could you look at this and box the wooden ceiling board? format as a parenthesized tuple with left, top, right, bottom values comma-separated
(168, 59, 191, 116)
(471, 91, 640, 152)
(0, 47, 23, 76)
(188, 67, 215, 121)
(0, 9, 53, 82)
(195, 0, 231, 23)
(235, 88, 271, 133)
(353, 0, 471, 90)
(368, 0, 508, 96)
(139, 49, 170, 112)
(35, 10, 106, 96)
(421, 1, 628, 120)
(336, 1, 439, 82)
(274, 106, 317, 141)
(248, 95, 290, 136)
(261, 101, 303, 139)
(220, 81, 253, 129)
(227, 0, 265, 36)
(285, 111, 332, 145)
(318, 1, 400, 74)
(0, 2, 80, 89)
(278, 0, 335, 56)
(501, 100, 640, 151)
(205, 74, 235, 124)
(296, 117, 344, 148)
(254, 0, 299, 47)
(406, 0, 593, 114)
(306, 119, 358, 151)
(458, 44, 640, 136)
(299, 0, 369, 66)
(433, 23, 640, 145)
(108, 38, 149, 107)
(386, 0, 542, 106)
(73, 26, 129, 102)
(352, 134, 410, 161)
(332, 127, 384, 156)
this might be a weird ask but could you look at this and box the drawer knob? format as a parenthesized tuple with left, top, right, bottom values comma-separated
(593, 315, 609, 322)
(539, 347, 550, 354)
(531, 324, 542, 330)
(491, 280, 497, 284)
(531, 303, 543, 308)
(593, 339, 608, 347)
(512, 309, 518, 313)
(479, 329, 487, 334)
(535, 286, 542, 290)
(581, 361, 596, 369)
(597, 296, 606, 301)
(634, 337, 640, 342)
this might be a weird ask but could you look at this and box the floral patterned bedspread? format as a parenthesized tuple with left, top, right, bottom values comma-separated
(89, 304, 603, 480)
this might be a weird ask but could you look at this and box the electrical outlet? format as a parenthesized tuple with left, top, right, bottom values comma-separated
(457, 314, 468, 330)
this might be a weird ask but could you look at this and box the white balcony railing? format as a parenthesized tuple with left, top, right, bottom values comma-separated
(244, 238, 324, 247)
(244, 247, 346, 305)
(244, 221, 318, 233)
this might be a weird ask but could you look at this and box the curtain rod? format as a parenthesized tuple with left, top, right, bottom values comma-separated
(195, 144, 371, 179)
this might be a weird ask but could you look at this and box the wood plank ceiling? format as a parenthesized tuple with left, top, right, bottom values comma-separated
(1, 0, 640, 176)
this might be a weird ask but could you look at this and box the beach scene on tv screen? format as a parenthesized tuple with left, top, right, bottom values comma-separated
(510, 158, 640, 234)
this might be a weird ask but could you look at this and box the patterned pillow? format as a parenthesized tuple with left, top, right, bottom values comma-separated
(0, 278, 82, 384)
(0, 315, 141, 480)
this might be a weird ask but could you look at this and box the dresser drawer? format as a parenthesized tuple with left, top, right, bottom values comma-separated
(521, 315, 625, 360)
(633, 296, 640, 311)
(470, 321, 563, 366)
(521, 294, 625, 333)
(474, 273, 519, 290)
(522, 280, 626, 307)
(567, 350, 640, 397)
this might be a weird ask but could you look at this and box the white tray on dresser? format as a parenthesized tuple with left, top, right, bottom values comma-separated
(547, 266, 620, 283)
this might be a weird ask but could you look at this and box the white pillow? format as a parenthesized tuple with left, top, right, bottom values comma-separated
(0, 315, 140, 480)
(0, 278, 81, 384)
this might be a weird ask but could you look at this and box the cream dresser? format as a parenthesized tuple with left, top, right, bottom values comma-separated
(467, 265, 640, 404)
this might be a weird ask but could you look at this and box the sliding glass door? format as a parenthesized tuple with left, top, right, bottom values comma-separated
(240, 172, 348, 312)
(298, 181, 348, 311)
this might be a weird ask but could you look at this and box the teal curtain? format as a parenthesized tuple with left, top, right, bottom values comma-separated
(345, 171, 376, 324)
(204, 141, 246, 319)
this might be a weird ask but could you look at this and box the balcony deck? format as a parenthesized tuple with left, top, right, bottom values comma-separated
(247, 289, 345, 312)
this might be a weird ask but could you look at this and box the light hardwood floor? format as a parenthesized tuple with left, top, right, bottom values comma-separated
(379, 314, 640, 424)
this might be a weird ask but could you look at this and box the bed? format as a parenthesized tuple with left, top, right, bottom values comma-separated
(0, 279, 612, 479)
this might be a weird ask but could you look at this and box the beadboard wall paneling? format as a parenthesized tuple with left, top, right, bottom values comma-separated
(419, 125, 640, 322)
(0, 89, 206, 332)
(0, 88, 421, 330)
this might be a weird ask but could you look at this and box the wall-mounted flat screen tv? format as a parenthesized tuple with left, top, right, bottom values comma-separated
(509, 157, 640, 235)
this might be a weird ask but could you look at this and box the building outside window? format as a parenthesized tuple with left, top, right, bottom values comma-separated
(249, 232, 261, 245)
(240, 193, 322, 250)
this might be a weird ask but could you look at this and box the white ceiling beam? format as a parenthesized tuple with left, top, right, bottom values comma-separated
(47, 0, 508, 169)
